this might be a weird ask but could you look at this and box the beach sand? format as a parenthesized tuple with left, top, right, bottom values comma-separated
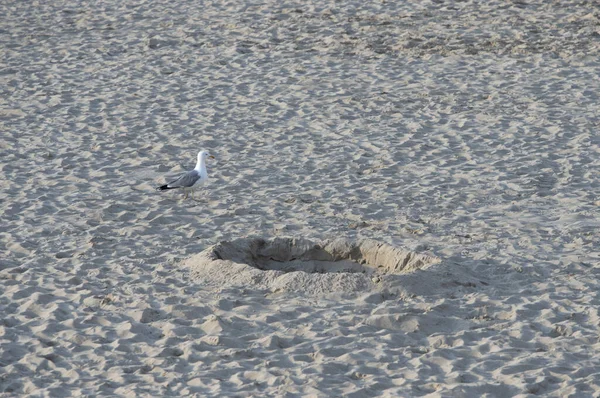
(1, 0, 600, 396)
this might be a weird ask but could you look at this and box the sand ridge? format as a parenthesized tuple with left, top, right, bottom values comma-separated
(1, 0, 600, 396)
(186, 237, 442, 294)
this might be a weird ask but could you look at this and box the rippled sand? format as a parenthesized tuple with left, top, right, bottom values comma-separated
(2, 0, 600, 396)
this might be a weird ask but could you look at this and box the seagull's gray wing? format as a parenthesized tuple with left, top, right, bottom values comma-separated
(166, 170, 201, 188)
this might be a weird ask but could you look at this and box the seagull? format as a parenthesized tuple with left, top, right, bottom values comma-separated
(156, 150, 215, 200)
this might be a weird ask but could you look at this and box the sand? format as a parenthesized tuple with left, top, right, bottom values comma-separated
(2, 0, 600, 396)
(186, 237, 442, 295)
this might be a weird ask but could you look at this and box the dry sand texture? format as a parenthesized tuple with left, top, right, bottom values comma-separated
(2, 0, 600, 396)
(186, 238, 442, 295)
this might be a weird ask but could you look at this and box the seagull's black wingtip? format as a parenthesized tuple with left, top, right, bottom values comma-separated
(156, 184, 174, 191)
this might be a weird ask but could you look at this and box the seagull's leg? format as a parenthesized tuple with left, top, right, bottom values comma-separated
(183, 189, 189, 200)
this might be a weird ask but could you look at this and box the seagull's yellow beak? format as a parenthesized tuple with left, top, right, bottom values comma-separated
(209, 155, 215, 159)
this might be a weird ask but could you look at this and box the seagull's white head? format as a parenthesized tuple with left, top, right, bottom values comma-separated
(195, 150, 215, 170)
(198, 150, 215, 161)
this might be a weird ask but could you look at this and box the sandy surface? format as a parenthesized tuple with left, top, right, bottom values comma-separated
(2, 0, 600, 396)
(186, 238, 442, 295)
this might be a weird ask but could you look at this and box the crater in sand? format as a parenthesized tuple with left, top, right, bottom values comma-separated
(256, 257, 377, 275)
(185, 238, 441, 295)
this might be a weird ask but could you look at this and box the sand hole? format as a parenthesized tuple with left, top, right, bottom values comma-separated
(185, 238, 440, 295)
(257, 258, 373, 274)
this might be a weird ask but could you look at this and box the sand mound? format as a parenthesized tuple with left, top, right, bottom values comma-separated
(185, 238, 440, 295)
